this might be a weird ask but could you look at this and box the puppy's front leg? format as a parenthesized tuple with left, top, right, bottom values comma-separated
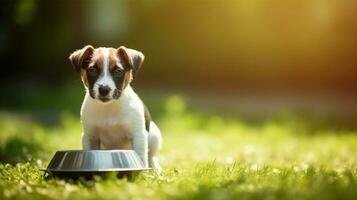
(82, 133, 100, 150)
(132, 131, 148, 167)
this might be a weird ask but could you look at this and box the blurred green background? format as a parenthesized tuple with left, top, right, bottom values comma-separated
(1, 0, 357, 122)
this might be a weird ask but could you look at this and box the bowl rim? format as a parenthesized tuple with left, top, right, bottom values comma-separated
(42, 168, 151, 172)
(47, 150, 149, 172)
(55, 150, 136, 153)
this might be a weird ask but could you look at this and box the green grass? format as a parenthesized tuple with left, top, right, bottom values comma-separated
(1, 95, 357, 200)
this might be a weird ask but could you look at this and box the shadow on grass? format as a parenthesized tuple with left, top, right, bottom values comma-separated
(0, 136, 43, 164)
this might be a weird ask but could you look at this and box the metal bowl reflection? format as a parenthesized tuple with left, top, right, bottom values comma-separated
(45, 150, 149, 179)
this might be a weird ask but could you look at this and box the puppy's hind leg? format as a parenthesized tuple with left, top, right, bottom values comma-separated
(148, 122, 163, 173)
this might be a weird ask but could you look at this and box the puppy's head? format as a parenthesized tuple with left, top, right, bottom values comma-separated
(69, 45, 144, 103)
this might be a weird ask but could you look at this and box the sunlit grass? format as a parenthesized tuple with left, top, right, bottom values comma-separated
(0, 95, 357, 200)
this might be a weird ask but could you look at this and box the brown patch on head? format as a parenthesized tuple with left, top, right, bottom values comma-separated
(78, 48, 107, 88)
(108, 48, 133, 90)
(90, 48, 105, 69)
(70, 45, 144, 101)
(108, 48, 120, 71)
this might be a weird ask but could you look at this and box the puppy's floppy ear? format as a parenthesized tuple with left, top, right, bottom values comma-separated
(69, 45, 94, 72)
(117, 46, 145, 72)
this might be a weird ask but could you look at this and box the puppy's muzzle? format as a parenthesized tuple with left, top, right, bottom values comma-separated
(99, 85, 111, 97)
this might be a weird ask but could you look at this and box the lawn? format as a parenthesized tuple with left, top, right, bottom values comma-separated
(0, 91, 357, 200)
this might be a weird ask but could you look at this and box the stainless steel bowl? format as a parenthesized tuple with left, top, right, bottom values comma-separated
(44, 150, 149, 179)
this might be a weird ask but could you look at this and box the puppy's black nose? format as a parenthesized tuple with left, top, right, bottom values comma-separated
(99, 85, 110, 96)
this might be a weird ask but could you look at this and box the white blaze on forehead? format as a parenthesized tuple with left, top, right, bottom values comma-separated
(102, 48, 110, 77)
(94, 48, 116, 96)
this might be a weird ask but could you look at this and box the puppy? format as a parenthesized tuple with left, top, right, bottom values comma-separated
(69, 45, 162, 172)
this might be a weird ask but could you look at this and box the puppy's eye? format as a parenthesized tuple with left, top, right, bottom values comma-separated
(113, 68, 124, 77)
(87, 67, 98, 76)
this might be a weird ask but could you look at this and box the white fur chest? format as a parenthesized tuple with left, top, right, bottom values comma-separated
(80, 86, 145, 149)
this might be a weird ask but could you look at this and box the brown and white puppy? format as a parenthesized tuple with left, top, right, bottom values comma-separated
(69, 45, 162, 172)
